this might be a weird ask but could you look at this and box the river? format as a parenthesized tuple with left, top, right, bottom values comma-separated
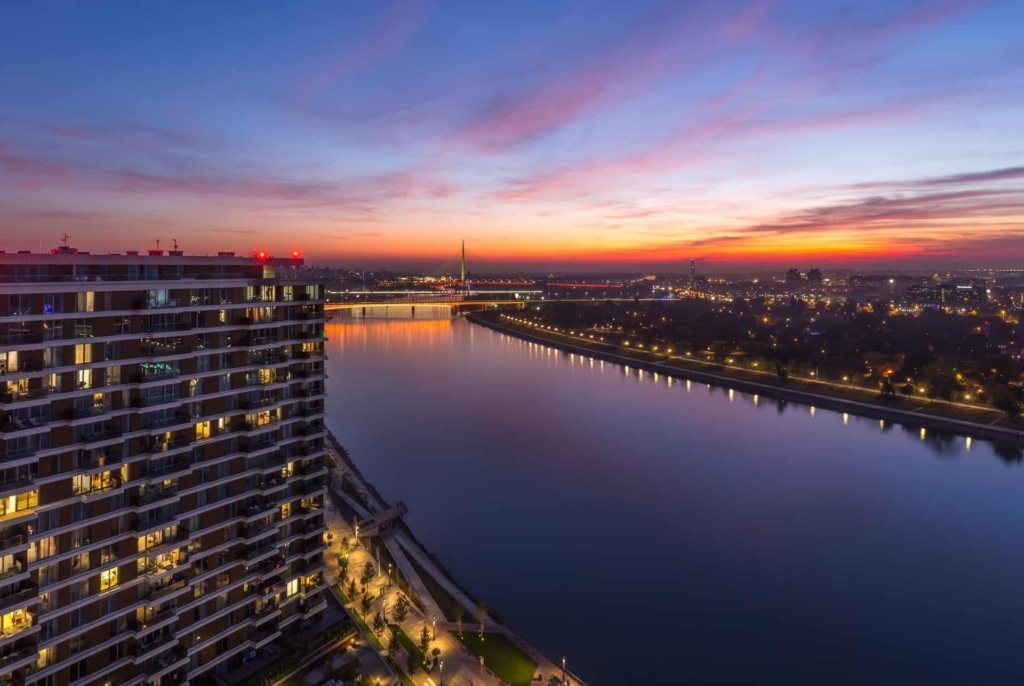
(324, 312, 1024, 685)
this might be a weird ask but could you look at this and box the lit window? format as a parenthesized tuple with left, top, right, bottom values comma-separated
(100, 567, 119, 591)
(196, 421, 211, 440)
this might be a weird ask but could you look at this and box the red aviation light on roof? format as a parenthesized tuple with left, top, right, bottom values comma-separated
(255, 250, 268, 261)
(291, 250, 301, 259)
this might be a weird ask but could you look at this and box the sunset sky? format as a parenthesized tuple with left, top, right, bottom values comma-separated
(1, 0, 1022, 273)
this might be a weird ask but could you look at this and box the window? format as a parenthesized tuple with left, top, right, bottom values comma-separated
(43, 345, 63, 367)
(76, 291, 95, 313)
(106, 366, 121, 385)
(76, 368, 93, 390)
(0, 490, 38, 517)
(43, 293, 63, 314)
(100, 567, 119, 591)
(195, 421, 211, 440)
(74, 344, 92, 365)
(42, 320, 63, 341)
(36, 508, 61, 533)
(38, 536, 57, 559)
(115, 316, 131, 335)
(283, 286, 294, 301)
(287, 578, 299, 597)
(68, 606, 91, 630)
(146, 290, 171, 308)
(104, 341, 122, 361)
(75, 319, 93, 338)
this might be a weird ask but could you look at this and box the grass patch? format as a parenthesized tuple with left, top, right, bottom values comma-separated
(452, 631, 538, 686)
(389, 624, 425, 666)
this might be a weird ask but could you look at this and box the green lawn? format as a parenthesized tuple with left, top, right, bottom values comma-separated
(452, 631, 538, 686)
(390, 624, 426, 666)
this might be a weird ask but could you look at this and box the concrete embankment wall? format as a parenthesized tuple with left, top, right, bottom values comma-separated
(468, 313, 1024, 447)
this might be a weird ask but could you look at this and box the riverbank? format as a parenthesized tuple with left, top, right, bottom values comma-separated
(324, 430, 585, 686)
(468, 311, 1024, 448)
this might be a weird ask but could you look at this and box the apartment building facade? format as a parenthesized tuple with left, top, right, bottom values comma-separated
(0, 248, 329, 686)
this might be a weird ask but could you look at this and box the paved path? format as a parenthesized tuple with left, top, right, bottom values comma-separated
(324, 439, 581, 685)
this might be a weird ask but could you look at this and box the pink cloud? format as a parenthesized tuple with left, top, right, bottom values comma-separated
(296, 0, 429, 108)
(445, 5, 705, 154)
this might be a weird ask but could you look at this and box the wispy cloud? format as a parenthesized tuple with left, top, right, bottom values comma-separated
(296, 0, 430, 108)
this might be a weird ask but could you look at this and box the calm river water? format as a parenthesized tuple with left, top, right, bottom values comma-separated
(324, 313, 1024, 685)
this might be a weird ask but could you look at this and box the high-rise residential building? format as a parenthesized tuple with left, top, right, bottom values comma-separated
(0, 247, 329, 686)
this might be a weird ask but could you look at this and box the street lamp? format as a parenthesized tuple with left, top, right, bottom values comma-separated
(439, 659, 444, 686)
(387, 563, 392, 587)
(432, 614, 436, 640)
(563, 656, 567, 684)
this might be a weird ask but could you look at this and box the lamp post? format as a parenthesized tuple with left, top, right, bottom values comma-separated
(387, 563, 392, 588)
(562, 656, 567, 685)
(376, 547, 381, 578)
(439, 659, 444, 686)
(432, 614, 436, 641)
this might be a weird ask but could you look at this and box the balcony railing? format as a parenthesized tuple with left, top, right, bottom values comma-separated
(149, 437, 192, 454)
(144, 298, 180, 310)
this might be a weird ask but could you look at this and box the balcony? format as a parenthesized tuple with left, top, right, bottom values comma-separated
(0, 446, 41, 462)
(143, 578, 188, 602)
(1, 386, 55, 404)
(144, 298, 180, 310)
(149, 437, 192, 454)
(0, 529, 25, 552)
(138, 484, 180, 506)
(243, 437, 278, 454)
(241, 396, 278, 410)
(73, 474, 122, 498)
(143, 457, 191, 479)
(0, 333, 43, 346)
(78, 450, 123, 471)
(141, 343, 192, 358)
(141, 413, 190, 431)
(135, 632, 178, 660)
(70, 404, 111, 421)
(0, 561, 26, 582)
(1, 359, 43, 374)
(136, 394, 182, 409)
(243, 498, 279, 520)
(248, 351, 288, 366)
(0, 645, 38, 673)
(139, 367, 182, 383)
(0, 614, 36, 643)
(77, 426, 124, 443)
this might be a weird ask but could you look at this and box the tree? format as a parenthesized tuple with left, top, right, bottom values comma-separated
(454, 605, 465, 637)
(360, 594, 372, 616)
(478, 601, 488, 641)
(392, 595, 410, 625)
(347, 579, 357, 599)
(431, 647, 441, 666)
(372, 611, 386, 639)
(360, 560, 375, 588)
(387, 625, 400, 659)
(419, 625, 431, 658)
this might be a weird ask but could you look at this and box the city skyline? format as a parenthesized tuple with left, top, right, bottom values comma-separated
(1, 1, 1023, 271)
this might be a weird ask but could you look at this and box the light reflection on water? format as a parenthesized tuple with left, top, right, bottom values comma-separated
(325, 316, 1024, 685)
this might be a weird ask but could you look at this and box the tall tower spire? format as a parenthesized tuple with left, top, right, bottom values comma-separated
(461, 239, 466, 287)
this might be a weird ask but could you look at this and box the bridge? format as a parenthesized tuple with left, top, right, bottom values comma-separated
(325, 290, 542, 310)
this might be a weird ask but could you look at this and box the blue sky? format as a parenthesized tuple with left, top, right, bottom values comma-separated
(1, 0, 1022, 271)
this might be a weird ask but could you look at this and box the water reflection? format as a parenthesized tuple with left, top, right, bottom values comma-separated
(325, 316, 1024, 684)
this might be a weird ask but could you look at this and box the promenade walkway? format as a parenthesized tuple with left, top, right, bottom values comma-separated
(323, 437, 580, 685)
